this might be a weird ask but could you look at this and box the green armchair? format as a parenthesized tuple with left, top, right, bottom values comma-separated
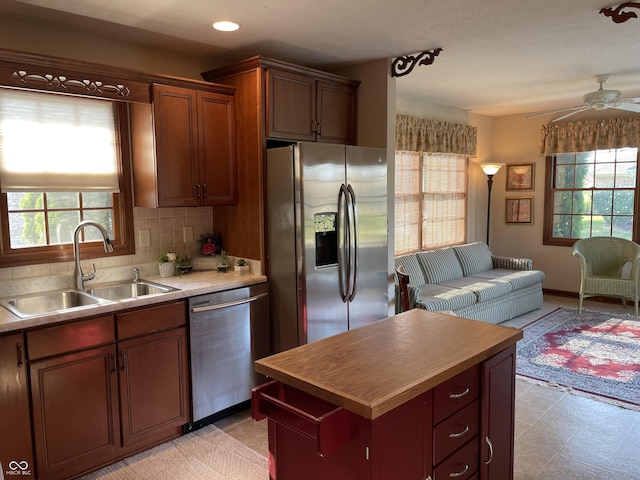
(573, 236, 640, 316)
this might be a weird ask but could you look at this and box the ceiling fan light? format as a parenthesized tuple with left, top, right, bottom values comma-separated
(213, 20, 240, 32)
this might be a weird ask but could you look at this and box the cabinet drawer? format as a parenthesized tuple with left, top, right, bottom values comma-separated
(433, 364, 479, 424)
(27, 315, 115, 360)
(117, 301, 186, 340)
(433, 437, 479, 480)
(433, 399, 479, 464)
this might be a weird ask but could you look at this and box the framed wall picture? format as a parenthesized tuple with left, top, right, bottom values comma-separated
(506, 196, 533, 224)
(506, 163, 534, 191)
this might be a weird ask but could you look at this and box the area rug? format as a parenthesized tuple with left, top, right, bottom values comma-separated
(80, 425, 268, 480)
(516, 307, 640, 410)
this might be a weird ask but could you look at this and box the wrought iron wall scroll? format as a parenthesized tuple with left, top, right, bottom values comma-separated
(391, 48, 443, 78)
(600, 2, 640, 23)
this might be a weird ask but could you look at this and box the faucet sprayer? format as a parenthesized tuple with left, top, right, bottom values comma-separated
(73, 221, 114, 290)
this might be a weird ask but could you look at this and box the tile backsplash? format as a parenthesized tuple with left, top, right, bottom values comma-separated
(0, 206, 229, 297)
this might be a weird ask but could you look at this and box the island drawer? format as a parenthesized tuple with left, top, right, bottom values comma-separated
(433, 364, 480, 424)
(433, 436, 479, 480)
(433, 399, 479, 464)
(252, 380, 356, 456)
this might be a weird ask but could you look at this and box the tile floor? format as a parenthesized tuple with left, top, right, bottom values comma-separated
(215, 294, 640, 479)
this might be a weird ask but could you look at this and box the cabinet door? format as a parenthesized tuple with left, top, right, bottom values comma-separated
(0, 333, 34, 478)
(198, 91, 238, 205)
(267, 68, 316, 141)
(118, 327, 189, 450)
(480, 345, 516, 480)
(368, 392, 432, 480)
(152, 85, 199, 207)
(316, 80, 357, 145)
(30, 345, 120, 480)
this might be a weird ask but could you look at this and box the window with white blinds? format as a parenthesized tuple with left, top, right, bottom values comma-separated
(395, 151, 467, 255)
(0, 88, 120, 192)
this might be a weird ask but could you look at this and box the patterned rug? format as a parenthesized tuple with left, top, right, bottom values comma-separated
(80, 425, 268, 480)
(517, 307, 640, 409)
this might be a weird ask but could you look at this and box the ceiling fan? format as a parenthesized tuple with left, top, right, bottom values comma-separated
(525, 74, 640, 122)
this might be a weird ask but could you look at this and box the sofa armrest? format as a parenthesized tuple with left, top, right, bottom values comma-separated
(394, 284, 422, 313)
(492, 255, 533, 271)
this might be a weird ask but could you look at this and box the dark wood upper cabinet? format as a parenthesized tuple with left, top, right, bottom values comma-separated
(130, 83, 237, 208)
(203, 56, 359, 145)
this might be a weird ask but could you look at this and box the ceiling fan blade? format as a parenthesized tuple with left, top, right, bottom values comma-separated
(551, 106, 591, 122)
(523, 105, 588, 119)
(614, 103, 640, 113)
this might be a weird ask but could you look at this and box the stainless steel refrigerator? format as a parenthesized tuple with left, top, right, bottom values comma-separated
(267, 142, 388, 352)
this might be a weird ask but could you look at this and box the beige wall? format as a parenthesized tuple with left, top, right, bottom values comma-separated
(0, 12, 217, 80)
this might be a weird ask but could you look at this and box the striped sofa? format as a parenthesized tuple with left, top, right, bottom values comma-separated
(395, 242, 544, 324)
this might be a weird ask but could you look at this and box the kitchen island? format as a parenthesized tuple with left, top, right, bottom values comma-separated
(253, 309, 523, 480)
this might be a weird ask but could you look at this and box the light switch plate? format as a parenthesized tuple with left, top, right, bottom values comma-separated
(139, 229, 151, 247)
(183, 225, 194, 243)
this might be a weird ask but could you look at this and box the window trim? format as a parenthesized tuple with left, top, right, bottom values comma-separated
(543, 151, 640, 246)
(0, 103, 134, 267)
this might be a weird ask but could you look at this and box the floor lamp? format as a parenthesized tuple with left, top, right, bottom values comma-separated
(480, 163, 504, 246)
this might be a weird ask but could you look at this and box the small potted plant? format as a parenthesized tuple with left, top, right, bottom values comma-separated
(235, 258, 250, 276)
(217, 250, 230, 272)
(158, 252, 177, 277)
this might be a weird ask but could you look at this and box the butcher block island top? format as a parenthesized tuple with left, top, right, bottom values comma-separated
(255, 309, 523, 420)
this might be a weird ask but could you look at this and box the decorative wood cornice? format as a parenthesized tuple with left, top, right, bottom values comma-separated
(599, 2, 640, 23)
(11, 70, 132, 98)
(391, 48, 443, 78)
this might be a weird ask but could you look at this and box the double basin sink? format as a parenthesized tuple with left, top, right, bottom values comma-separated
(1, 279, 179, 318)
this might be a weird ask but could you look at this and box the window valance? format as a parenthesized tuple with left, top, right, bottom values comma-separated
(540, 117, 640, 154)
(396, 115, 477, 156)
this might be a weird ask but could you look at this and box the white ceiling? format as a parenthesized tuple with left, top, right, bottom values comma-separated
(4, 0, 640, 118)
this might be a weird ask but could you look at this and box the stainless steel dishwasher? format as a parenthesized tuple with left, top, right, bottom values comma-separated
(186, 282, 269, 430)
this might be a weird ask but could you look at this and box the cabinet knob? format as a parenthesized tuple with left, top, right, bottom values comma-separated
(201, 182, 207, 199)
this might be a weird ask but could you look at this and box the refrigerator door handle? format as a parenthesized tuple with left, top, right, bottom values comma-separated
(338, 184, 350, 303)
(347, 184, 358, 301)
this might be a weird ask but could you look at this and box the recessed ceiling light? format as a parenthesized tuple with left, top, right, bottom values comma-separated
(213, 21, 240, 32)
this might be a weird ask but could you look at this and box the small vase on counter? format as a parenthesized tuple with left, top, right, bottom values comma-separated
(158, 261, 175, 278)
(158, 252, 177, 277)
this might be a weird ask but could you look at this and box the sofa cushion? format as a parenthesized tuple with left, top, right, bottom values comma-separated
(472, 268, 545, 290)
(416, 248, 464, 284)
(453, 242, 494, 276)
(395, 254, 426, 286)
(440, 276, 513, 302)
(416, 284, 477, 312)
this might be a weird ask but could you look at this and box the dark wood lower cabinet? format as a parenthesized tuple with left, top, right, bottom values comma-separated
(119, 327, 190, 449)
(27, 302, 189, 479)
(0, 332, 35, 478)
(480, 344, 517, 480)
(30, 345, 121, 480)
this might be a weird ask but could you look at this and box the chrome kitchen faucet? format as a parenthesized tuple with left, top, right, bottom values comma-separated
(72, 221, 115, 290)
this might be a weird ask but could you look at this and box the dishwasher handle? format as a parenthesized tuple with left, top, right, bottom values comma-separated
(191, 292, 268, 314)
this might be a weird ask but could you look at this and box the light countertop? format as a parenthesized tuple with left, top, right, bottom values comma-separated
(0, 270, 267, 334)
